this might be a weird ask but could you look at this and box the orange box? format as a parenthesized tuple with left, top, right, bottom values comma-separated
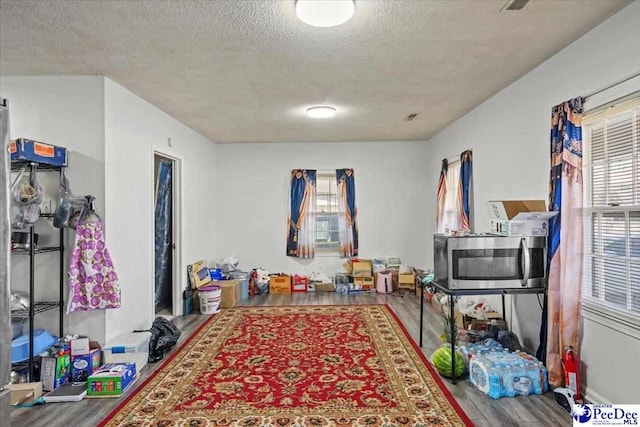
(353, 276, 374, 290)
(269, 275, 291, 293)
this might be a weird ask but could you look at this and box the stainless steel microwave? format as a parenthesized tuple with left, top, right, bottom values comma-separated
(433, 234, 546, 290)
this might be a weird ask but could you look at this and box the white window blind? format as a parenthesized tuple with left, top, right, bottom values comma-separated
(582, 96, 640, 323)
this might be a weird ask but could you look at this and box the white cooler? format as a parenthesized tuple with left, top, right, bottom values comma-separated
(103, 331, 152, 373)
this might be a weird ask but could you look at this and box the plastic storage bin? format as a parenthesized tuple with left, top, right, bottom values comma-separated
(11, 329, 56, 363)
(103, 331, 151, 373)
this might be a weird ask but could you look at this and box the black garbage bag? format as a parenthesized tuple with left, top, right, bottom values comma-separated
(147, 317, 181, 363)
(497, 330, 523, 352)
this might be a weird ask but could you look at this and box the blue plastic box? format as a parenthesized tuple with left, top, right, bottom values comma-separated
(209, 268, 224, 280)
(10, 138, 68, 167)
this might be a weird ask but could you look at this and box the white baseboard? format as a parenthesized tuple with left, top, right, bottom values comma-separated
(583, 386, 609, 404)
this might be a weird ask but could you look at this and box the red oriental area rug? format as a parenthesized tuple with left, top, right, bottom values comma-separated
(99, 305, 473, 426)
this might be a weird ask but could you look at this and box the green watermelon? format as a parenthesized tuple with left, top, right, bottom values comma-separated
(432, 346, 465, 378)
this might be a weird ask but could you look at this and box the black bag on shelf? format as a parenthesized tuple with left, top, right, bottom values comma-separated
(145, 317, 182, 363)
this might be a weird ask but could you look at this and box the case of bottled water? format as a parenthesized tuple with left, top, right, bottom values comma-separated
(468, 347, 548, 399)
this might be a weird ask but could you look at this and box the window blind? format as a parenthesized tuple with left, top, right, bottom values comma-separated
(583, 96, 640, 321)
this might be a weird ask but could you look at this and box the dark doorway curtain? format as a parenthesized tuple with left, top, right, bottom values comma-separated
(155, 159, 172, 312)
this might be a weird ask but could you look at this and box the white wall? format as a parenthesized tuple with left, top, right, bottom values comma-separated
(104, 79, 217, 342)
(215, 141, 430, 276)
(425, 2, 640, 404)
(2, 76, 218, 345)
(1, 76, 107, 343)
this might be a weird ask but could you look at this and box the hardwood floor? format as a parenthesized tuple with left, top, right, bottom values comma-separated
(10, 292, 572, 426)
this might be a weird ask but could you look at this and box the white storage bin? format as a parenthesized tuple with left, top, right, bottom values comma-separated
(103, 331, 151, 372)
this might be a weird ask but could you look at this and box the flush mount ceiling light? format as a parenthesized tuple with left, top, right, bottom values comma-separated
(296, 0, 355, 28)
(306, 106, 337, 118)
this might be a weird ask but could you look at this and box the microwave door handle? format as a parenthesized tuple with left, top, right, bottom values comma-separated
(521, 237, 531, 286)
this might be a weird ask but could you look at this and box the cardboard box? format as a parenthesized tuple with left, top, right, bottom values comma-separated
(269, 275, 291, 293)
(385, 257, 402, 269)
(342, 259, 372, 277)
(486, 200, 556, 236)
(41, 351, 71, 391)
(87, 363, 136, 397)
(506, 211, 558, 236)
(9, 138, 68, 167)
(70, 337, 102, 356)
(314, 282, 335, 292)
(390, 270, 399, 290)
(353, 276, 374, 290)
(431, 296, 471, 329)
(467, 312, 508, 331)
(8, 382, 43, 406)
(433, 299, 506, 330)
(432, 294, 443, 311)
(445, 308, 472, 330)
(71, 348, 102, 382)
(70, 338, 90, 356)
(188, 260, 211, 289)
(352, 260, 372, 277)
(218, 279, 240, 307)
(398, 273, 415, 289)
(468, 318, 508, 332)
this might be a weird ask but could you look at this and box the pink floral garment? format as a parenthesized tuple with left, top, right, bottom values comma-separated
(67, 221, 121, 312)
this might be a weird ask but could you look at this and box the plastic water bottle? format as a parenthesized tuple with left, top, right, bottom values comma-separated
(486, 358, 503, 399)
(538, 361, 549, 393)
(513, 362, 532, 396)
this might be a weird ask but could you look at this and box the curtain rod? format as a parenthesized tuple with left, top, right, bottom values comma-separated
(583, 70, 640, 101)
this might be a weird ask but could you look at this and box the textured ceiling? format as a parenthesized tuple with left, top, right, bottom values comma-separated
(0, 0, 631, 143)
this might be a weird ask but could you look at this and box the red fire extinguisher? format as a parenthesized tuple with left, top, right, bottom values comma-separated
(563, 346, 581, 400)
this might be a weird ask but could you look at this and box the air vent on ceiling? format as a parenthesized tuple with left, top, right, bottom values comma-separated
(404, 113, 418, 122)
(502, 0, 529, 11)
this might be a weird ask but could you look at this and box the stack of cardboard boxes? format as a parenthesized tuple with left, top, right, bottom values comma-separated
(398, 269, 416, 292)
(431, 294, 508, 331)
(188, 260, 239, 310)
(343, 259, 373, 291)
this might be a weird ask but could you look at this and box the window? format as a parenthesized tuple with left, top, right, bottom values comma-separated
(441, 160, 461, 233)
(316, 173, 340, 252)
(583, 96, 640, 323)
